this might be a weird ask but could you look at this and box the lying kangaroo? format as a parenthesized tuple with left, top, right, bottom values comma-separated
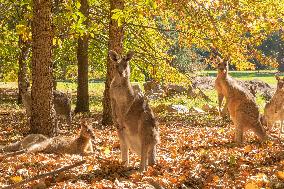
(0, 134, 48, 153)
(109, 50, 160, 171)
(22, 88, 72, 124)
(215, 58, 267, 144)
(264, 76, 284, 137)
(0, 120, 94, 155)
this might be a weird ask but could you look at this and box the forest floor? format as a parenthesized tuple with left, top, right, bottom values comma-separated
(0, 73, 284, 188)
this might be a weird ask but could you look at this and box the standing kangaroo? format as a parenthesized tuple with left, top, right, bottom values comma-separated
(215, 59, 267, 144)
(264, 76, 284, 137)
(109, 50, 160, 171)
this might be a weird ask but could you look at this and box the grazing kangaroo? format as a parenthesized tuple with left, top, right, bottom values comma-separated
(21, 88, 72, 124)
(215, 58, 267, 144)
(109, 50, 160, 171)
(0, 120, 94, 155)
(264, 76, 284, 137)
(249, 85, 257, 98)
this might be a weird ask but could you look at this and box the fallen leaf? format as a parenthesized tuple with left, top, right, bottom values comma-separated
(244, 145, 252, 153)
(276, 171, 284, 180)
(10, 176, 23, 183)
(244, 181, 259, 189)
(104, 147, 111, 155)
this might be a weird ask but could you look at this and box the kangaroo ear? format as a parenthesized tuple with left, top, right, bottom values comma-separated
(216, 56, 222, 63)
(109, 50, 119, 62)
(125, 51, 134, 62)
(276, 75, 280, 81)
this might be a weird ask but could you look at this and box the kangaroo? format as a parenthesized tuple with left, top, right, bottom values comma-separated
(21, 88, 72, 124)
(0, 120, 94, 155)
(219, 84, 257, 119)
(249, 85, 257, 98)
(132, 84, 143, 96)
(215, 58, 267, 144)
(0, 134, 48, 153)
(264, 76, 284, 137)
(109, 50, 160, 171)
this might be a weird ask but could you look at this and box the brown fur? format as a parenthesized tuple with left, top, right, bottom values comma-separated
(215, 59, 267, 144)
(0, 120, 94, 155)
(264, 76, 284, 137)
(0, 134, 48, 153)
(109, 50, 160, 171)
(249, 85, 257, 98)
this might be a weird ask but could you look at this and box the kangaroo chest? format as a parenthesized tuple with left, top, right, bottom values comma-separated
(110, 80, 134, 115)
(216, 77, 230, 97)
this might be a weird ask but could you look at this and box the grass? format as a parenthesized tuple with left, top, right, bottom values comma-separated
(202, 70, 282, 85)
(0, 70, 277, 112)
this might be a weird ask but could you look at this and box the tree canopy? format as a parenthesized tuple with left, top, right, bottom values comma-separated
(0, 0, 283, 83)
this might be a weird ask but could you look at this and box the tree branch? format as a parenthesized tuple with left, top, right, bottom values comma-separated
(2, 160, 86, 189)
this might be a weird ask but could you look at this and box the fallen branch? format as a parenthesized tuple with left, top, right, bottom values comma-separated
(2, 160, 86, 189)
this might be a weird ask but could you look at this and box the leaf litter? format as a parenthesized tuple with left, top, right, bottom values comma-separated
(0, 88, 283, 188)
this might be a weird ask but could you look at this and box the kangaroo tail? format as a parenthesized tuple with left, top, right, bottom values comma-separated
(0, 141, 21, 153)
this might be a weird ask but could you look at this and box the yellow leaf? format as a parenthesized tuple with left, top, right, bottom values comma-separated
(87, 164, 93, 171)
(104, 147, 110, 155)
(276, 171, 284, 180)
(244, 145, 252, 153)
(52, 38, 57, 46)
(212, 175, 219, 183)
(217, 128, 225, 134)
(10, 176, 23, 183)
(244, 181, 259, 189)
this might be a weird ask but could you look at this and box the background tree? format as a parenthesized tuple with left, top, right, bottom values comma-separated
(259, 31, 284, 72)
(1, 0, 283, 89)
(74, 0, 90, 113)
(102, 0, 124, 126)
(153, 0, 283, 69)
(16, 1, 32, 103)
(30, 0, 58, 136)
(0, 0, 31, 99)
(18, 34, 30, 104)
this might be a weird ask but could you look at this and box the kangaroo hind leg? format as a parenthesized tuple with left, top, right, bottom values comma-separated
(147, 145, 157, 166)
(139, 142, 148, 172)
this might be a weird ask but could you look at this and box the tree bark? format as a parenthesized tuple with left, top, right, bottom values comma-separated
(74, 0, 89, 113)
(30, 0, 58, 136)
(277, 51, 284, 72)
(17, 35, 30, 104)
(102, 0, 124, 126)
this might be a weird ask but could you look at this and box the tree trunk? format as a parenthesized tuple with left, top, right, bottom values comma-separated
(53, 62, 57, 90)
(30, 0, 58, 136)
(17, 35, 30, 104)
(74, 0, 89, 113)
(102, 0, 125, 126)
(277, 51, 284, 72)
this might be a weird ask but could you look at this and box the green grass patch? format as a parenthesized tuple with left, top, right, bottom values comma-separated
(56, 82, 105, 112)
(0, 70, 274, 113)
(201, 70, 282, 85)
